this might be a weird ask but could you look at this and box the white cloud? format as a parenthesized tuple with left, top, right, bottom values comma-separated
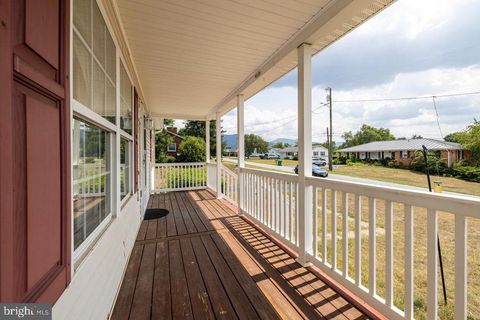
(222, 66, 480, 142)
(356, 0, 473, 40)
(220, 0, 480, 143)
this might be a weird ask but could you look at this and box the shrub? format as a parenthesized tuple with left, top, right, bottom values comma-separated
(451, 164, 480, 182)
(346, 158, 367, 167)
(387, 160, 401, 168)
(333, 157, 347, 165)
(410, 151, 448, 175)
(178, 136, 206, 162)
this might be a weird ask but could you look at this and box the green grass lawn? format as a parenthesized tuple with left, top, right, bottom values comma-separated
(247, 158, 298, 167)
(332, 165, 480, 197)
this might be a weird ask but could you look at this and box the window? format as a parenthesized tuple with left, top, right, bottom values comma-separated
(313, 151, 319, 156)
(73, 0, 116, 123)
(401, 151, 408, 158)
(168, 143, 176, 152)
(120, 137, 132, 200)
(72, 118, 111, 250)
(320, 151, 326, 156)
(120, 63, 132, 134)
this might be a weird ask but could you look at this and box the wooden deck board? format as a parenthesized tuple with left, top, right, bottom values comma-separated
(111, 191, 374, 320)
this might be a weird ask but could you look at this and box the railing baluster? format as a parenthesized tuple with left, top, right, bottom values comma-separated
(385, 200, 393, 306)
(332, 190, 337, 269)
(427, 208, 438, 320)
(283, 180, 287, 237)
(342, 192, 348, 277)
(313, 187, 318, 258)
(322, 188, 327, 263)
(455, 214, 467, 320)
(276, 179, 280, 233)
(280, 181, 284, 237)
(368, 197, 376, 295)
(404, 204, 414, 320)
(288, 182, 293, 241)
(355, 194, 362, 286)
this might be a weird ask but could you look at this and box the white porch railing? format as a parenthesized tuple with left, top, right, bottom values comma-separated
(221, 165, 238, 204)
(151, 162, 207, 192)
(239, 168, 299, 251)
(238, 167, 480, 320)
(206, 163, 217, 191)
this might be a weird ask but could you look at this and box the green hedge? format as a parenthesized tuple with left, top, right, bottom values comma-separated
(165, 167, 206, 188)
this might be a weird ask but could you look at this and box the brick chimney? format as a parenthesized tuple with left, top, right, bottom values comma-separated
(167, 127, 177, 134)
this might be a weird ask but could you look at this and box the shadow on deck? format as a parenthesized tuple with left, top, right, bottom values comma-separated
(111, 190, 375, 320)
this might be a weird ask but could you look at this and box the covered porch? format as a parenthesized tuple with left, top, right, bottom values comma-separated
(3, 0, 479, 319)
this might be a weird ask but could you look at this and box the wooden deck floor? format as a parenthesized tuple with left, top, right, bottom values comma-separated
(111, 190, 372, 320)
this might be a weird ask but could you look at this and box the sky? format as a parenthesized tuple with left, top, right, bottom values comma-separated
(218, 0, 480, 143)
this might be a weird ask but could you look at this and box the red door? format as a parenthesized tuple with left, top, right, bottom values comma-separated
(0, 0, 70, 303)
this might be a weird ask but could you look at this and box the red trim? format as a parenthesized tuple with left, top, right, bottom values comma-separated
(133, 89, 139, 192)
(240, 214, 388, 320)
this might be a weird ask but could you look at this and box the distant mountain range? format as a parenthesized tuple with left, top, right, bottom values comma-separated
(223, 134, 238, 149)
(268, 138, 297, 146)
(223, 134, 298, 149)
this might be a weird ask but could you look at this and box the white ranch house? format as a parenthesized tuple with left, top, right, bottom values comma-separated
(272, 145, 329, 160)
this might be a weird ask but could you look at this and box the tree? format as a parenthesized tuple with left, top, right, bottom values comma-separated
(271, 142, 290, 149)
(245, 134, 269, 158)
(455, 119, 480, 165)
(317, 140, 337, 151)
(411, 134, 423, 139)
(155, 130, 174, 163)
(178, 136, 206, 162)
(341, 124, 395, 148)
(163, 118, 174, 126)
(444, 132, 461, 143)
(178, 120, 225, 156)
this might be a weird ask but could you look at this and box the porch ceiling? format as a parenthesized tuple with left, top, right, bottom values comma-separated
(115, 0, 395, 120)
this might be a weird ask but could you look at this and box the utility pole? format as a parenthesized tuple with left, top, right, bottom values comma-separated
(326, 87, 333, 171)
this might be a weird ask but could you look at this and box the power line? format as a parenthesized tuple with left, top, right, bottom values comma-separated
(432, 96, 444, 139)
(332, 90, 480, 103)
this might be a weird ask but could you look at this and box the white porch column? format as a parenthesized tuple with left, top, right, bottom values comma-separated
(205, 120, 210, 163)
(216, 113, 222, 198)
(297, 43, 313, 266)
(237, 94, 245, 213)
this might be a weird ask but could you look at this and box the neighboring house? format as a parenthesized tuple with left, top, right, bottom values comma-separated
(165, 127, 185, 158)
(338, 138, 470, 167)
(225, 147, 238, 157)
(272, 146, 328, 160)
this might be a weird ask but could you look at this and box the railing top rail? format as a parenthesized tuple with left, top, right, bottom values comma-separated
(153, 162, 206, 167)
(240, 167, 298, 183)
(306, 176, 480, 218)
(221, 164, 237, 177)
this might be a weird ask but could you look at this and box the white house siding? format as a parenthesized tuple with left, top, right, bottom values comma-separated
(53, 197, 142, 320)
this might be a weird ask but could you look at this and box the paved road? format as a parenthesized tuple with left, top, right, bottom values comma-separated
(223, 158, 479, 200)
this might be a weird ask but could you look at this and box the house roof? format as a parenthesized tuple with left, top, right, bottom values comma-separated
(165, 129, 185, 140)
(338, 138, 463, 153)
(115, 0, 394, 120)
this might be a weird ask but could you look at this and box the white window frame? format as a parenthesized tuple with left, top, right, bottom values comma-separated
(120, 134, 133, 206)
(70, 0, 137, 271)
(401, 150, 409, 158)
(167, 143, 177, 152)
(70, 113, 114, 266)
